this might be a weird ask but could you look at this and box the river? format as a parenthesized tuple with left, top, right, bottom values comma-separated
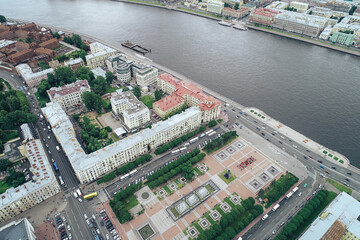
(1, 0, 360, 167)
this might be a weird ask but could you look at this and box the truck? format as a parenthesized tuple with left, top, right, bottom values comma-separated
(73, 191, 78, 198)
(272, 203, 280, 212)
(76, 189, 82, 197)
(261, 214, 269, 220)
(56, 146, 60, 151)
(292, 187, 299, 193)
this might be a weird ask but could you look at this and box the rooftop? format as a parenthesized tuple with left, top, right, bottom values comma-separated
(86, 42, 116, 60)
(20, 123, 34, 141)
(300, 192, 360, 240)
(64, 57, 83, 66)
(252, 8, 281, 17)
(0, 39, 16, 49)
(0, 218, 32, 240)
(0, 139, 57, 207)
(47, 79, 90, 100)
(111, 90, 149, 115)
(15, 63, 54, 81)
(275, 11, 329, 28)
(91, 67, 106, 78)
(153, 94, 185, 112)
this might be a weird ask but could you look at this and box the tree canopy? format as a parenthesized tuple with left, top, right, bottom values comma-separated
(0, 15, 7, 23)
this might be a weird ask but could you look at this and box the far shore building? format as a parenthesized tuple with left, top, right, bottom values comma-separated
(272, 12, 330, 37)
(110, 90, 151, 130)
(132, 62, 159, 88)
(47, 79, 90, 110)
(289, 1, 309, 13)
(249, 8, 281, 26)
(64, 57, 84, 71)
(0, 218, 36, 240)
(155, 73, 221, 122)
(222, 7, 250, 18)
(42, 102, 202, 184)
(15, 63, 54, 88)
(86, 42, 117, 69)
(0, 139, 60, 223)
(207, 0, 225, 15)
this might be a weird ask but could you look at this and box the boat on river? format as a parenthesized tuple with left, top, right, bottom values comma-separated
(233, 24, 248, 31)
(218, 21, 233, 27)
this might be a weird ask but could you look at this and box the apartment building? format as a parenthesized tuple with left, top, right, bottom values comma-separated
(106, 54, 134, 82)
(222, 7, 250, 18)
(64, 57, 84, 71)
(272, 12, 329, 37)
(47, 80, 90, 110)
(155, 73, 221, 122)
(110, 90, 151, 130)
(86, 42, 117, 69)
(332, 15, 360, 40)
(0, 139, 61, 223)
(42, 102, 202, 184)
(132, 62, 159, 87)
(266, 1, 289, 10)
(249, 8, 281, 26)
(0, 218, 36, 240)
(15, 63, 54, 88)
(207, 0, 225, 14)
(289, 1, 309, 12)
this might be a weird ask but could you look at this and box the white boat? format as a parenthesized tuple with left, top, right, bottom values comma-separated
(218, 21, 233, 27)
(233, 24, 248, 31)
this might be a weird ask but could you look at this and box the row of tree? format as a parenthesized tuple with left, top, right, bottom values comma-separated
(54, 49, 87, 63)
(203, 131, 238, 153)
(62, 34, 89, 51)
(117, 154, 152, 175)
(146, 149, 206, 189)
(110, 182, 143, 223)
(154, 126, 206, 155)
(208, 120, 217, 128)
(274, 190, 330, 240)
(197, 197, 263, 240)
(258, 173, 299, 208)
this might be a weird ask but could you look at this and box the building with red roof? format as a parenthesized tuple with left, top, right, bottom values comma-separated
(47, 80, 90, 110)
(249, 8, 280, 26)
(154, 73, 221, 121)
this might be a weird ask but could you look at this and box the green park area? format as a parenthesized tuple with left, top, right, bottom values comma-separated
(326, 178, 352, 195)
(218, 169, 236, 184)
(0, 167, 26, 194)
(203, 131, 238, 154)
(140, 95, 155, 109)
(258, 172, 299, 208)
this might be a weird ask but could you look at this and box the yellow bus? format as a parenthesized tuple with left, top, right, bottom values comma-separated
(83, 192, 98, 200)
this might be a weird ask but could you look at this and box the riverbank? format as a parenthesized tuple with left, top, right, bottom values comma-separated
(7, 18, 354, 169)
(247, 25, 360, 57)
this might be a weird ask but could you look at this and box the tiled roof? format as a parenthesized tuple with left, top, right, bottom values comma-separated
(47, 80, 90, 99)
(153, 94, 185, 112)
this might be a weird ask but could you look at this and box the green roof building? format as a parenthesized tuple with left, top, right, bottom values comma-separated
(330, 32, 355, 46)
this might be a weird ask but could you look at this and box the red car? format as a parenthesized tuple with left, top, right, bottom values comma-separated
(306, 196, 311, 201)
(325, 170, 330, 174)
(309, 156, 313, 159)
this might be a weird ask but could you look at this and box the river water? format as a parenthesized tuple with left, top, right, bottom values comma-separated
(1, 0, 360, 166)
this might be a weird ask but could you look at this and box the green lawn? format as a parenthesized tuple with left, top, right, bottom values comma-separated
(291, 191, 337, 238)
(124, 195, 140, 210)
(111, 133, 119, 142)
(106, 86, 119, 94)
(218, 169, 236, 184)
(326, 178, 352, 195)
(140, 95, 155, 109)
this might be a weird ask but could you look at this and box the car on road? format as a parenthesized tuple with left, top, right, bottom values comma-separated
(347, 172, 352, 175)
(106, 234, 110, 240)
(345, 178, 350, 182)
(292, 145, 297, 149)
(100, 220, 104, 226)
(320, 165, 325, 169)
(331, 166, 336, 170)
(84, 214, 88, 219)
(325, 170, 330, 174)
(344, 183, 350, 187)
(280, 222, 285, 226)
(306, 195, 311, 201)
(318, 160, 323, 163)
(303, 156, 308, 159)
(298, 192, 302, 197)
(304, 183, 308, 187)
(67, 225, 71, 231)
(261, 214, 269, 220)
(272, 230, 276, 234)
(309, 155, 313, 158)
(279, 141, 282, 144)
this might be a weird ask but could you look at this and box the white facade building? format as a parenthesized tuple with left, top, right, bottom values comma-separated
(207, 0, 224, 14)
(86, 42, 117, 69)
(47, 80, 90, 110)
(42, 102, 202, 184)
(15, 64, 54, 88)
(289, 1, 309, 12)
(132, 63, 159, 87)
(0, 139, 61, 223)
(115, 61, 132, 82)
(110, 90, 150, 130)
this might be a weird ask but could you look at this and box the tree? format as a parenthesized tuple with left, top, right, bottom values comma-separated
(349, 6, 357, 15)
(0, 159, 12, 171)
(37, 79, 51, 98)
(0, 15, 6, 23)
(154, 90, 164, 101)
(132, 86, 141, 98)
(71, 34, 83, 48)
(39, 61, 50, 70)
(25, 37, 34, 43)
(225, 227, 236, 239)
(53, 32, 60, 39)
(54, 66, 75, 85)
(82, 92, 103, 114)
(224, 3, 231, 8)
(208, 120, 217, 128)
(105, 72, 114, 84)
(234, 3, 239, 10)
(92, 76, 107, 96)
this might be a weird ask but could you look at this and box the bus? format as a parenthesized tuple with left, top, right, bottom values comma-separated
(120, 173, 130, 181)
(272, 203, 280, 212)
(58, 176, 64, 185)
(53, 162, 59, 171)
(189, 137, 199, 143)
(129, 169, 138, 176)
(179, 147, 187, 152)
(292, 187, 299, 193)
(208, 131, 216, 137)
(205, 130, 214, 136)
(171, 149, 180, 155)
(76, 189, 82, 197)
(83, 192, 98, 200)
(286, 192, 294, 199)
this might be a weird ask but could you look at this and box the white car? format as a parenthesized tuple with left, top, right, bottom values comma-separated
(78, 198, 82, 202)
(67, 225, 71, 231)
(298, 192, 302, 197)
(84, 214, 88, 219)
(106, 234, 110, 240)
